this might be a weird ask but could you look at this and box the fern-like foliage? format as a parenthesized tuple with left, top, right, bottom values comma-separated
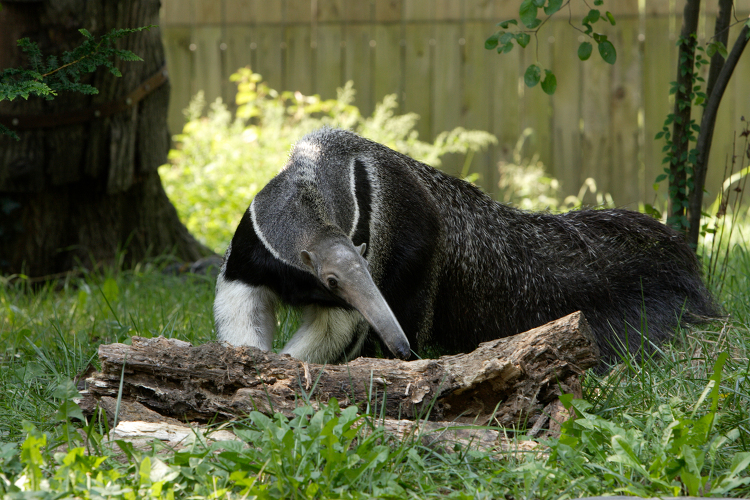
(0, 26, 152, 139)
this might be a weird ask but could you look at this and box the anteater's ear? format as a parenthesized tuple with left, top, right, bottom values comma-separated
(300, 249, 318, 272)
(356, 243, 367, 257)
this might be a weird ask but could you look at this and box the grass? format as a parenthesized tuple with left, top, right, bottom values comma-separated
(1, 232, 750, 498)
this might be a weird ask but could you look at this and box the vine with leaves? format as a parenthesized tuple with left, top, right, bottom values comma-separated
(0, 26, 152, 140)
(484, 0, 617, 96)
(654, 34, 711, 233)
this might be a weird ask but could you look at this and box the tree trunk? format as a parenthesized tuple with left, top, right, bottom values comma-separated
(688, 15, 750, 248)
(80, 311, 599, 431)
(0, 0, 210, 277)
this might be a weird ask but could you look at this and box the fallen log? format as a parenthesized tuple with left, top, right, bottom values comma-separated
(81, 311, 598, 432)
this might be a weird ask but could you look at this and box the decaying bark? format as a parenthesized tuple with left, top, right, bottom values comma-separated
(82, 311, 599, 435)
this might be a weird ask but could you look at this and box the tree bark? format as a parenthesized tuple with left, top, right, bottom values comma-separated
(0, 0, 210, 277)
(80, 311, 599, 432)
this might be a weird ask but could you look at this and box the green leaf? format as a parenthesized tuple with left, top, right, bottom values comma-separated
(499, 32, 515, 44)
(496, 19, 518, 28)
(55, 400, 85, 423)
(541, 69, 557, 95)
(578, 41, 593, 61)
(0, 123, 20, 141)
(485, 32, 500, 50)
(606, 11, 616, 25)
(585, 9, 600, 24)
(544, 0, 563, 16)
(519, 0, 541, 29)
(524, 64, 542, 87)
(655, 174, 667, 183)
(516, 33, 531, 48)
(598, 40, 617, 64)
(707, 40, 728, 59)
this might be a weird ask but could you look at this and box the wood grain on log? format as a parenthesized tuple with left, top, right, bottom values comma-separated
(83, 311, 598, 431)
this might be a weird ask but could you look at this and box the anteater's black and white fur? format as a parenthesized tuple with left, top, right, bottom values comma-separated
(214, 128, 719, 370)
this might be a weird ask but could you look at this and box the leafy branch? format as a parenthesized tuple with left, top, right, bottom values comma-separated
(0, 26, 152, 139)
(485, 0, 617, 95)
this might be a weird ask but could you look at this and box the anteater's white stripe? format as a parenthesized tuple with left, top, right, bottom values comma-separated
(348, 158, 360, 239)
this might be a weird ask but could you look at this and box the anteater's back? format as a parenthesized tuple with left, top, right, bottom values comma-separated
(405, 153, 718, 366)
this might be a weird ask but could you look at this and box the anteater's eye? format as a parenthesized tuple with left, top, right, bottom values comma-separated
(327, 277, 338, 289)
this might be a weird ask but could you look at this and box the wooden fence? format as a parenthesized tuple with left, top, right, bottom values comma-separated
(160, 0, 750, 207)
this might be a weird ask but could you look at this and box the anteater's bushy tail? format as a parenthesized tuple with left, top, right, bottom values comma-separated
(554, 209, 721, 370)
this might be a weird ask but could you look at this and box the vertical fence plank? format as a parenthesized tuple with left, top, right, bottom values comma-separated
(374, 22, 404, 107)
(317, 0, 343, 21)
(194, 0, 222, 23)
(223, 27, 253, 75)
(285, 25, 313, 94)
(403, 21, 432, 142)
(316, 0, 344, 99)
(434, 0, 462, 20)
(162, 0, 192, 25)
(344, 0, 372, 22)
(249, 0, 282, 22)
(250, 23, 284, 92)
(464, 0, 495, 21)
(490, 37, 521, 188)
(550, 20, 583, 198)
(375, 0, 402, 22)
(432, 22, 463, 175)
(315, 24, 344, 100)
(223, 26, 254, 104)
(579, 52, 612, 205)
(608, 18, 642, 207)
(224, 0, 254, 24)
(519, 31, 552, 171)
(462, 22, 494, 190)
(344, 24, 375, 117)
(403, 0, 432, 21)
(163, 27, 193, 133)
(642, 14, 675, 207)
(192, 27, 225, 111)
(286, 0, 312, 24)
